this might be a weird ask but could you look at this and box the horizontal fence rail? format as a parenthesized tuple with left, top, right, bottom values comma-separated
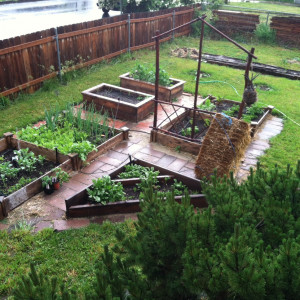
(0, 5, 198, 97)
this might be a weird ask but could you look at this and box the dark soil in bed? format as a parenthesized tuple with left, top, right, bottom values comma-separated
(213, 101, 265, 122)
(168, 116, 210, 144)
(0, 149, 56, 196)
(88, 178, 196, 204)
(95, 87, 146, 105)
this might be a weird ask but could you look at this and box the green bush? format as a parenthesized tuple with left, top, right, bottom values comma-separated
(95, 162, 300, 299)
(0, 95, 10, 110)
(14, 162, 300, 299)
(131, 63, 171, 87)
(254, 23, 276, 44)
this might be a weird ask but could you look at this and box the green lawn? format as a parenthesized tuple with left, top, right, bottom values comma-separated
(0, 221, 135, 296)
(224, 2, 300, 15)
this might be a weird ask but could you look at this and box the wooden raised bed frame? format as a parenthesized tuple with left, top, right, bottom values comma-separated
(207, 98, 274, 137)
(82, 83, 154, 123)
(65, 159, 207, 218)
(119, 72, 186, 102)
(69, 126, 130, 170)
(151, 110, 214, 156)
(0, 133, 72, 220)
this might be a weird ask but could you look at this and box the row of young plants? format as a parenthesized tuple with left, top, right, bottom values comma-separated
(17, 103, 115, 161)
(130, 63, 172, 87)
(12, 161, 300, 299)
(0, 148, 49, 196)
(87, 164, 189, 204)
(198, 99, 265, 123)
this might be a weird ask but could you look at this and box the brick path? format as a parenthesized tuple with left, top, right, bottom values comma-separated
(2, 95, 283, 232)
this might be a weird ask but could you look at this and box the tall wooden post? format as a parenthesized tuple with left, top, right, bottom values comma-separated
(238, 47, 255, 119)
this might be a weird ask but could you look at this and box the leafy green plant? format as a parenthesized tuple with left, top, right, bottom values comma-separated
(13, 148, 45, 172)
(0, 95, 10, 110)
(242, 102, 265, 123)
(204, 118, 211, 127)
(53, 168, 70, 184)
(175, 145, 181, 153)
(172, 179, 188, 196)
(17, 123, 97, 162)
(181, 126, 199, 137)
(131, 63, 171, 87)
(87, 176, 125, 204)
(0, 162, 19, 181)
(197, 99, 216, 112)
(44, 104, 60, 131)
(118, 164, 159, 180)
(254, 23, 276, 44)
(42, 176, 53, 189)
(223, 104, 240, 117)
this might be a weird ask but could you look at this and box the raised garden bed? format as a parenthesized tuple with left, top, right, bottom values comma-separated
(0, 134, 72, 220)
(65, 159, 207, 218)
(82, 83, 154, 123)
(119, 72, 186, 102)
(15, 104, 130, 170)
(199, 97, 274, 137)
(151, 110, 214, 156)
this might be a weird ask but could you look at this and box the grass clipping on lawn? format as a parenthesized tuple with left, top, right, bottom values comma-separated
(195, 113, 251, 179)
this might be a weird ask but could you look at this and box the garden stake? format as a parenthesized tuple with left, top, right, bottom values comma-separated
(153, 30, 160, 130)
(55, 147, 59, 165)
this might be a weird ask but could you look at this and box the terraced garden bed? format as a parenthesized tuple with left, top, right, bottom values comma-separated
(199, 97, 274, 136)
(151, 110, 214, 155)
(0, 134, 72, 220)
(65, 159, 206, 218)
(15, 104, 129, 170)
(82, 83, 154, 122)
(120, 72, 186, 102)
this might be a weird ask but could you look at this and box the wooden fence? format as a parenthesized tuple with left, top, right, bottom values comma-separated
(213, 10, 260, 35)
(270, 16, 300, 47)
(0, 5, 198, 97)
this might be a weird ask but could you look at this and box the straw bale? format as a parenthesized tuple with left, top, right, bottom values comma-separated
(195, 114, 251, 179)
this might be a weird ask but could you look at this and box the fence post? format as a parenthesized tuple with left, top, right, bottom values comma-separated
(54, 27, 62, 83)
(266, 13, 270, 25)
(172, 10, 175, 40)
(128, 14, 131, 53)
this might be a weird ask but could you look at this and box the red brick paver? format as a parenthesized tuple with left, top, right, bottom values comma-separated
(53, 219, 90, 231)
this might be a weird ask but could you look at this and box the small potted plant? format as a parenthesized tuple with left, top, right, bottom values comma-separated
(52, 168, 70, 190)
(42, 176, 54, 195)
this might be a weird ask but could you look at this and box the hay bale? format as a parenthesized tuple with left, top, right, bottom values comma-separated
(195, 113, 251, 179)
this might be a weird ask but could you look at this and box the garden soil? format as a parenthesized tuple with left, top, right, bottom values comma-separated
(195, 113, 251, 179)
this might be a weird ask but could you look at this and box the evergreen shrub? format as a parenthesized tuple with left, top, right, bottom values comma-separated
(14, 162, 300, 299)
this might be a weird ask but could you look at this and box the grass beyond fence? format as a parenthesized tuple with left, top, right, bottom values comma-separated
(225, 3, 300, 15)
(0, 36, 299, 169)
